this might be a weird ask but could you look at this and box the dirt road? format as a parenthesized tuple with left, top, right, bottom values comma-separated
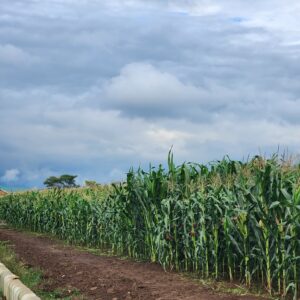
(0, 228, 266, 300)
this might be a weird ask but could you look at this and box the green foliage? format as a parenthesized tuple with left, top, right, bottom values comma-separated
(43, 174, 78, 189)
(1, 153, 299, 299)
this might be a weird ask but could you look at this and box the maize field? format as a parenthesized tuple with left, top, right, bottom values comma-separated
(0, 153, 299, 299)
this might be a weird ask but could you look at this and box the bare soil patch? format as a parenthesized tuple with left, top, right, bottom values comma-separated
(0, 228, 266, 300)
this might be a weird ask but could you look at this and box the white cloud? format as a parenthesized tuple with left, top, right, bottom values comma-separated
(1, 169, 20, 182)
(100, 63, 232, 119)
(102, 63, 202, 107)
(167, 1, 221, 16)
(146, 127, 192, 156)
(0, 44, 37, 65)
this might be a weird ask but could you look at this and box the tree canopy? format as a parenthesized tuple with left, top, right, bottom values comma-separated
(43, 174, 78, 189)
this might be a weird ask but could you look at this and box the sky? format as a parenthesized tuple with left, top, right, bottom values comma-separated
(1, 0, 300, 188)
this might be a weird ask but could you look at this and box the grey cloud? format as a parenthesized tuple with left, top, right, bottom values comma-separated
(87, 61, 300, 127)
(0, 0, 300, 188)
(0, 44, 38, 65)
(98, 63, 228, 120)
(1, 169, 20, 182)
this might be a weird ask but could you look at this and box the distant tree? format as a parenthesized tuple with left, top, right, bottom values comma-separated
(43, 176, 60, 188)
(59, 174, 78, 188)
(44, 174, 78, 189)
(85, 180, 101, 188)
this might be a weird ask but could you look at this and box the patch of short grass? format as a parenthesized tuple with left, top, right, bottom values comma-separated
(0, 241, 83, 300)
(182, 273, 274, 300)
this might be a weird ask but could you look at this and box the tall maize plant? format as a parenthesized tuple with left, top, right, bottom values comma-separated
(0, 153, 299, 299)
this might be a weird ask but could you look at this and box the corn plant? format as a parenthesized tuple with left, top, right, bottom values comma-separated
(0, 153, 299, 299)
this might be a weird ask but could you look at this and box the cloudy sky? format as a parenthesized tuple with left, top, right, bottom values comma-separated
(1, 0, 300, 188)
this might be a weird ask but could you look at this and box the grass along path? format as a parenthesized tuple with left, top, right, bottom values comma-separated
(0, 227, 83, 299)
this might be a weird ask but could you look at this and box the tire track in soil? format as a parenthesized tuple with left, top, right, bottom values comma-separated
(0, 228, 265, 300)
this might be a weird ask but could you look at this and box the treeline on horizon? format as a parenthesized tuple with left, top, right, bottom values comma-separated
(0, 152, 299, 299)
